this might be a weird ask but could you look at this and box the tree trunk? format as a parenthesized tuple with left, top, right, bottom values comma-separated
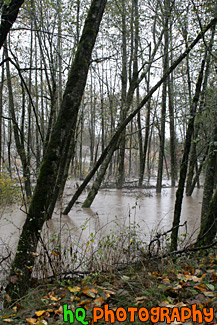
(186, 25, 215, 195)
(170, 55, 206, 252)
(0, 0, 24, 49)
(0, 51, 4, 172)
(5, 0, 107, 301)
(139, 46, 151, 187)
(82, 142, 117, 208)
(197, 189, 217, 246)
(199, 120, 217, 229)
(156, 0, 169, 193)
(116, 0, 127, 189)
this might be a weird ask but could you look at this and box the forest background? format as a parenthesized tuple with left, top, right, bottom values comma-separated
(0, 0, 216, 309)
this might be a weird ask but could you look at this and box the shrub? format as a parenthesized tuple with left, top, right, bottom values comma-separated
(0, 172, 21, 206)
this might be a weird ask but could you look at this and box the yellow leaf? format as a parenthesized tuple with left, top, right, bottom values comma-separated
(50, 297, 58, 301)
(35, 310, 46, 317)
(161, 278, 171, 285)
(51, 251, 58, 256)
(68, 286, 81, 293)
(26, 318, 37, 324)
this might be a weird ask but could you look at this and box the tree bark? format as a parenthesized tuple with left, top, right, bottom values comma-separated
(5, 0, 107, 301)
(156, 0, 169, 193)
(199, 120, 217, 229)
(0, 0, 24, 49)
(170, 55, 206, 252)
(197, 189, 217, 246)
(116, 0, 127, 189)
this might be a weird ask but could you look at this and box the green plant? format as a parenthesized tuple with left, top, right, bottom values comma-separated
(0, 172, 21, 206)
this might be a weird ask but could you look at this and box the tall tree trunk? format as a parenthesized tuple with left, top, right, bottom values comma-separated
(116, 0, 127, 189)
(170, 55, 206, 252)
(198, 119, 217, 231)
(139, 46, 151, 187)
(198, 188, 217, 246)
(156, 0, 169, 193)
(186, 25, 215, 195)
(5, 0, 107, 301)
(0, 50, 4, 172)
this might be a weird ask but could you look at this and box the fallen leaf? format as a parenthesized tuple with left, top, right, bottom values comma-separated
(54, 306, 63, 314)
(93, 296, 104, 306)
(83, 287, 97, 298)
(35, 310, 46, 317)
(193, 284, 207, 292)
(206, 284, 215, 291)
(2, 320, 14, 323)
(162, 278, 171, 285)
(50, 296, 58, 301)
(77, 299, 91, 306)
(203, 291, 215, 297)
(26, 318, 37, 324)
(5, 294, 12, 303)
(104, 289, 116, 295)
(135, 296, 148, 301)
(68, 286, 81, 293)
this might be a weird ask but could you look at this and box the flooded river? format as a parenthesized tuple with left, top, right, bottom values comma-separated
(0, 185, 204, 308)
(0, 185, 203, 260)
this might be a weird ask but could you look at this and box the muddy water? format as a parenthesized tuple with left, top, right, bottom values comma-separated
(0, 186, 203, 251)
(0, 186, 203, 281)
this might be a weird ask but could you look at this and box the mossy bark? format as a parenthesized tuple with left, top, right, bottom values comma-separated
(198, 189, 217, 246)
(5, 0, 107, 301)
(199, 121, 217, 231)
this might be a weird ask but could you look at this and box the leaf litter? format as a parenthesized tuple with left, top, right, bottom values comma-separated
(1, 250, 217, 324)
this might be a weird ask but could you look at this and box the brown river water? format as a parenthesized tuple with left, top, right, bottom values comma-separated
(0, 183, 203, 294)
(0, 185, 203, 253)
(0, 185, 203, 298)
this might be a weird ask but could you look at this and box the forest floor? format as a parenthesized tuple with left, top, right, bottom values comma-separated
(1, 249, 217, 325)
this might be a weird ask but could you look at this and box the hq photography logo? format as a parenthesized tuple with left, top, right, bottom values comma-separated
(63, 304, 214, 324)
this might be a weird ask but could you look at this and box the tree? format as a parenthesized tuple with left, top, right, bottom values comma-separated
(0, 0, 24, 49)
(170, 53, 207, 252)
(197, 90, 217, 245)
(156, 0, 170, 193)
(63, 16, 217, 212)
(6, 0, 107, 301)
